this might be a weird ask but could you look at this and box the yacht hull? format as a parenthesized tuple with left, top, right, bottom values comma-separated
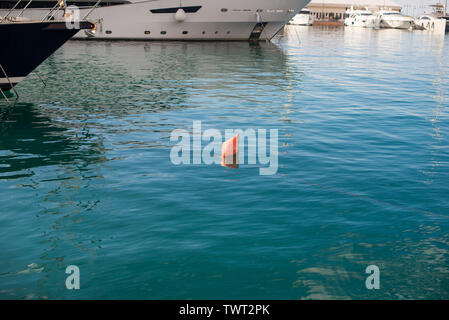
(290, 13, 314, 26)
(345, 17, 380, 28)
(380, 19, 413, 29)
(2, 0, 310, 41)
(0, 21, 93, 91)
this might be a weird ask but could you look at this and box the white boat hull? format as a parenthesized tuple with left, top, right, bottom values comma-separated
(2, 0, 310, 41)
(414, 18, 447, 33)
(290, 13, 314, 26)
(380, 19, 413, 29)
(344, 17, 380, 28)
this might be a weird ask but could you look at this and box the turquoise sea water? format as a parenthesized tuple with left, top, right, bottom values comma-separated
(1, 26, 448, 299)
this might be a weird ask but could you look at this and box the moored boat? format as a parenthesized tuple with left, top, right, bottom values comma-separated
(377, 9, 414, 29)
(0, 0, 312, 41)
(344, 7, 380, 28)
(427, 2, 449, 32)
(414, 14, 446, 32)
(0, 1, 94, 94)
(290, 8, 314, 26)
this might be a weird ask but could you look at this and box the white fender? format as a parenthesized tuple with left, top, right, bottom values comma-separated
(175, 8, 186, 22)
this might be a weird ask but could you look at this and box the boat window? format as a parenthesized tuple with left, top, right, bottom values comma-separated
(106, 30, 112, 34)
(160, 31, 167, 35)
(150, 6, 202, 13)
(182, 31, 188, 35)
(144, 31, 151, 35)
(221, 8, 228, 12)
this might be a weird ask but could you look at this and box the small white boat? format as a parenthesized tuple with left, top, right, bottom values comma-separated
(413, 14, 447, 33)
(290, 8, 314, 26)
(415, 15, 438, 30)
(344, 7, 380, 28)
(377, 10, 414, 29)
(426, 3, 449, 32)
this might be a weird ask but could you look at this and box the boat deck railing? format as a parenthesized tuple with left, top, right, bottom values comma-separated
(0, 0, 102, 23)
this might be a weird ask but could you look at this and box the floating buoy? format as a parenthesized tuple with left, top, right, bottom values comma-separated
(175, 8, 186, 22)
(221, 134, 239, 169)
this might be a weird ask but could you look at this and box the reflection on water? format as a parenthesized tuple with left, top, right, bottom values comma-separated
(1, 31, 449, 299)
(24, 41, 292, 115)
(0, 103, 106, 179)
(0, 102, 106, 299)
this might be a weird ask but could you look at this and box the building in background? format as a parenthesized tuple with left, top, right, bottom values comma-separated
(307, 0, 403, 25)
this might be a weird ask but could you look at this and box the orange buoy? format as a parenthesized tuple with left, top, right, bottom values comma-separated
(221, 134, 239, 169)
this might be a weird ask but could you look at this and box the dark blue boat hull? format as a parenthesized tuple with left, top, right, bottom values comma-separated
(0, 21, 93, 91)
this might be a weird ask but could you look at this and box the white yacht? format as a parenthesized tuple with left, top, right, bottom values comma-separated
(344, 7, 380, 28)
(415, 15, 438, 30)
(289, 8, 314, 26)
(0, 0, 311, 41)
(425, 3, 449, 32)
(377, 9, 414, 29)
